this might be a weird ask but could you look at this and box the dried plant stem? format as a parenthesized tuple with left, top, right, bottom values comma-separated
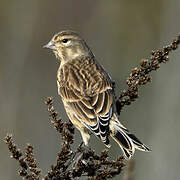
(4, 33, 180, 180)
(116, 34, 180, 114)
(4, 135, 41, 180)
(44, 97, 125, 180)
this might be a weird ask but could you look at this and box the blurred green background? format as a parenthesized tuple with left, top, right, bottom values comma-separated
(1, 0, 180, 179)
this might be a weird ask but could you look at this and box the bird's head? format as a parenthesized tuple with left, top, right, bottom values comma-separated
(44, 30, 92, 64)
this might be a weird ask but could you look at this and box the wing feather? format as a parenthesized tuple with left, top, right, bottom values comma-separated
(57, 57, 114, 145)
(81, 98, 93, 109)
(76, 101, 95, 119)
(98, 90, 113, 116)
(94, 92, 105, 113)
(91, 94, 99, 106)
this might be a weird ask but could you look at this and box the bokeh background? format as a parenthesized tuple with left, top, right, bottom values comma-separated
(1, 0, 180, 179)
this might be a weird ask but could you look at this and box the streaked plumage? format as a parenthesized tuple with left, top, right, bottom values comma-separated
(44, 30, 150, 159)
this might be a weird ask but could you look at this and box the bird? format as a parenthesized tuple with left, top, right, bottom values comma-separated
(44, 30, 150, 159)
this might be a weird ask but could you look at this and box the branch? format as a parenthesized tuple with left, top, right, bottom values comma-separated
(4, 135, 41, 180)
(4, 33, 180, 179)
(116, 34, 180, 114)
(4, 98, 125, 180)
(43, 97, 125, 180)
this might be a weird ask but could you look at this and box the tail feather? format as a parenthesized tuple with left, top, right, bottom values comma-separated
(110, 118, 150, 159)
(128, 133, 151, 152)
(122, 126, 151, 152)
(113, 130, 134, 159)
(120, 146, 133, 159)
(114, 127, 135, 153)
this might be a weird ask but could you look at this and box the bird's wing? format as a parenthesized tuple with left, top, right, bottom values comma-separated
(58, 58, 114, 145)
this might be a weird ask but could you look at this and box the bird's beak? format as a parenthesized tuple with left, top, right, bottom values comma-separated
(43, 41, 56, 50)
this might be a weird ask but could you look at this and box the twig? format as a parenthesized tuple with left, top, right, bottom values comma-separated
(4, 135, 41, 180)
(116, 34, 180, 114)
(43, 97, 125, 180)
(4, 33, 180, 180)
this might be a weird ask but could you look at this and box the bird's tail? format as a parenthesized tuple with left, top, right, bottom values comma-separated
(110, 116, 150, 159)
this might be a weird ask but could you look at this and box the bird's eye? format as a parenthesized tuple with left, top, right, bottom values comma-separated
(62, 39, 69, 43)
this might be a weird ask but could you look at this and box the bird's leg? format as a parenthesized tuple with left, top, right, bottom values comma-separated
(72, 141, 94, 168)
(71, 141, 87, 167)
(66, 141, 84, 169)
